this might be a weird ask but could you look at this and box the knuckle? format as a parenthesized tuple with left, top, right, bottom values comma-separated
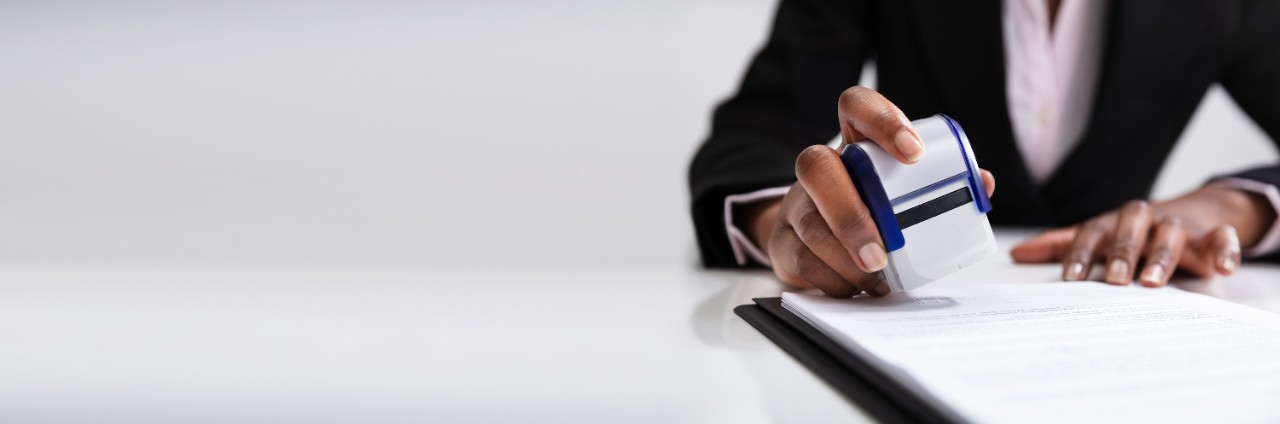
(795, 146, 832, 175)
(1110, 239, 1141, 258)
(794, 207, 826, 232)
(833, 207, 874, 238)
(794, 250, 825, 274)
(1123, 200, 1152, 215)
(873, 108, 904, 132)
(797, 220, 836, 249)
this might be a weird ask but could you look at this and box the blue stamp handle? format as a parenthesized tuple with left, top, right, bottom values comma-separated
(939, 114, 992, 213)
(839, 144, 906, 252)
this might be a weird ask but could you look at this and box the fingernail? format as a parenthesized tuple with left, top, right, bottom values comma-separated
(858, 243, 888, 272)
(1225, 227, 1241, 254)
(1221, 227, 1240, 274)
(1221, 254, 1238, 273)
(894, 130, 925, 163)
(1105, 259, 1130, 284)
(1140, 264, 1165, 287)
(1063, 262, 1085, 281)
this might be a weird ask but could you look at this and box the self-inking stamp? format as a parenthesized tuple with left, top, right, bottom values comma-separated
(839, 114, 997, 292)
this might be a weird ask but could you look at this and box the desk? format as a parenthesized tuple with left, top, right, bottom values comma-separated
(1, 230, 1278, 423)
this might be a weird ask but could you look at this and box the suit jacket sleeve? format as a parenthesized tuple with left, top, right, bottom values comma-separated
(688, 0, 873, 267)
(1219, 0, 1280, 262)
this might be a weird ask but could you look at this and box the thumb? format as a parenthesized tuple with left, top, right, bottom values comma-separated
(1010, 227, 1076, 263)
(1180, 225, 1242, 277)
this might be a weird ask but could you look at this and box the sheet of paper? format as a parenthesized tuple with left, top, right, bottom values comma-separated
(783, 283, 1280, 423)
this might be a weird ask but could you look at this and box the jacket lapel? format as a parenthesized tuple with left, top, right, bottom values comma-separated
(1043, 0, 1228, 223)
(906, 0, 1053, 224)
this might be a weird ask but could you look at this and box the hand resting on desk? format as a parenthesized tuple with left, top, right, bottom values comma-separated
(1011, 185, 1276, 287)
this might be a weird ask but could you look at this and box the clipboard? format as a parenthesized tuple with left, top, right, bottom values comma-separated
(734, 297, 963, 424)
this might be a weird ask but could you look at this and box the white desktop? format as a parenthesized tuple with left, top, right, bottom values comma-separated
(1, 231, 1279, 423)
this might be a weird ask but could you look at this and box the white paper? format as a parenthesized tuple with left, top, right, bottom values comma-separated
(783, 283, 1280, 424)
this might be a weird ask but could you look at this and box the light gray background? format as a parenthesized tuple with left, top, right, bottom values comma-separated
(2, 0, 1276, 267)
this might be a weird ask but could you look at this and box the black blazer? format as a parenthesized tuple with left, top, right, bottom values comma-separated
(689, 0, 1280, 267)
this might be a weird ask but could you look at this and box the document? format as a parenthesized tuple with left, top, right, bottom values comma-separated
(783, 283, 1280, 423)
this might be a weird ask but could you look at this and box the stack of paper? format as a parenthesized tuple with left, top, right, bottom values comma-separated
(783, 283, 1280, 423)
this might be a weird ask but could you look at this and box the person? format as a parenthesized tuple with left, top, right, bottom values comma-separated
(688, 0, 1280, 298)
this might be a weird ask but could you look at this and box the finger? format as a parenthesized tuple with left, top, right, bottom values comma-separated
(794, 145, 888, 274)
(1186, 225, 1242, 277)
(1103, 201, 1154, 285)
(979, 168, 996, 198)
(773, 227, 858, 298)
(859, 272, 893, 297)
(837, 86, 924, 163)
(1177, 232, 1216, 278)
(1063, 217, 1112, 281)
(1010, 227, 1077, 263)
(784, 187, 869, 285)
(1137, 217, 1187, 287)
(831, 259, 885, 295)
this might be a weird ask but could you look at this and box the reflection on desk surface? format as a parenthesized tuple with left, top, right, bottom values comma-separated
(0, 229, 1275, 423)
